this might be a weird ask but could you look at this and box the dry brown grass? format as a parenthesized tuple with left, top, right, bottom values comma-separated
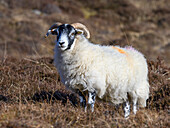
(0, 57, 169, 128)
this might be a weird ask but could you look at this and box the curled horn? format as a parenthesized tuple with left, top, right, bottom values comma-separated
(45, 22, 62, 38)
(71, 23, 90, 39)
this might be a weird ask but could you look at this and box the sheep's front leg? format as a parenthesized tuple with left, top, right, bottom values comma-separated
(78, 90, 87, 111)
(124, 101, 130, 118)
(88, 91, 96, 112)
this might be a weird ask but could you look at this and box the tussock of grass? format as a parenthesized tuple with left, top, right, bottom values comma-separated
(81, 8, 97, 19)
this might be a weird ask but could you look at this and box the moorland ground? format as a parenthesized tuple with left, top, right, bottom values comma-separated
(0, 0, 169, 127)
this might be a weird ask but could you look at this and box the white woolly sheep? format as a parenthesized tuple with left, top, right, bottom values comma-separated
(45, 22, 150, 118)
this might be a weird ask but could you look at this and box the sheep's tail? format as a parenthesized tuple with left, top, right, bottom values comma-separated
(137, 81, 150, 107)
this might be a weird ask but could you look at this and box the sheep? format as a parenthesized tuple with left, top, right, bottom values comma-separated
(45, 22, 150, 118)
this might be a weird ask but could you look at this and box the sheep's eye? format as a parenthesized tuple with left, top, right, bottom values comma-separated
(51, 29, 58, 35)
(70, 32, 75, 37)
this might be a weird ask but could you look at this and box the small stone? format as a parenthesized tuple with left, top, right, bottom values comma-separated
(32, 9, 42, 15)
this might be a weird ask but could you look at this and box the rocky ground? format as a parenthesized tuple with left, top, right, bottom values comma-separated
(0, 0, 169, 127)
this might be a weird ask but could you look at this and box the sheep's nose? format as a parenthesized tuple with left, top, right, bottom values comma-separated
(59, 42, 65, 45)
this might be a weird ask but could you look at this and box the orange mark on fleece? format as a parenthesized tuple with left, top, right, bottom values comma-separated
(112, 46, 126, 54)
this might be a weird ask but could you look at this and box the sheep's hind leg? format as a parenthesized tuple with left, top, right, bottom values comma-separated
(133, 97, 138, 114)
(88, 91, 96, 112)
(78, 90, 87, 112)
(124, 101, 130, 118)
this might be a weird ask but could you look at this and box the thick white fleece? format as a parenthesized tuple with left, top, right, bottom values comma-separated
(54, 35, 149, 106)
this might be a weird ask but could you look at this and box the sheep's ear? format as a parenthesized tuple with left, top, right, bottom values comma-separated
(76, 29, 84, 35)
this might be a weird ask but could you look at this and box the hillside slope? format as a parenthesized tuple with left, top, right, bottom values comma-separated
(0, 0, 169, 64)
(0, 0, 169, 127)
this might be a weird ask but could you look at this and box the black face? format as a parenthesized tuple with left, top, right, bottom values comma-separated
(55, 24, 77, 51)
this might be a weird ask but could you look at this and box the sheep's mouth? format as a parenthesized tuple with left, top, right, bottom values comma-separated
(58, 45, 67, 50)
(58, 45, 66, 48)
(60, 45, 65, 48)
